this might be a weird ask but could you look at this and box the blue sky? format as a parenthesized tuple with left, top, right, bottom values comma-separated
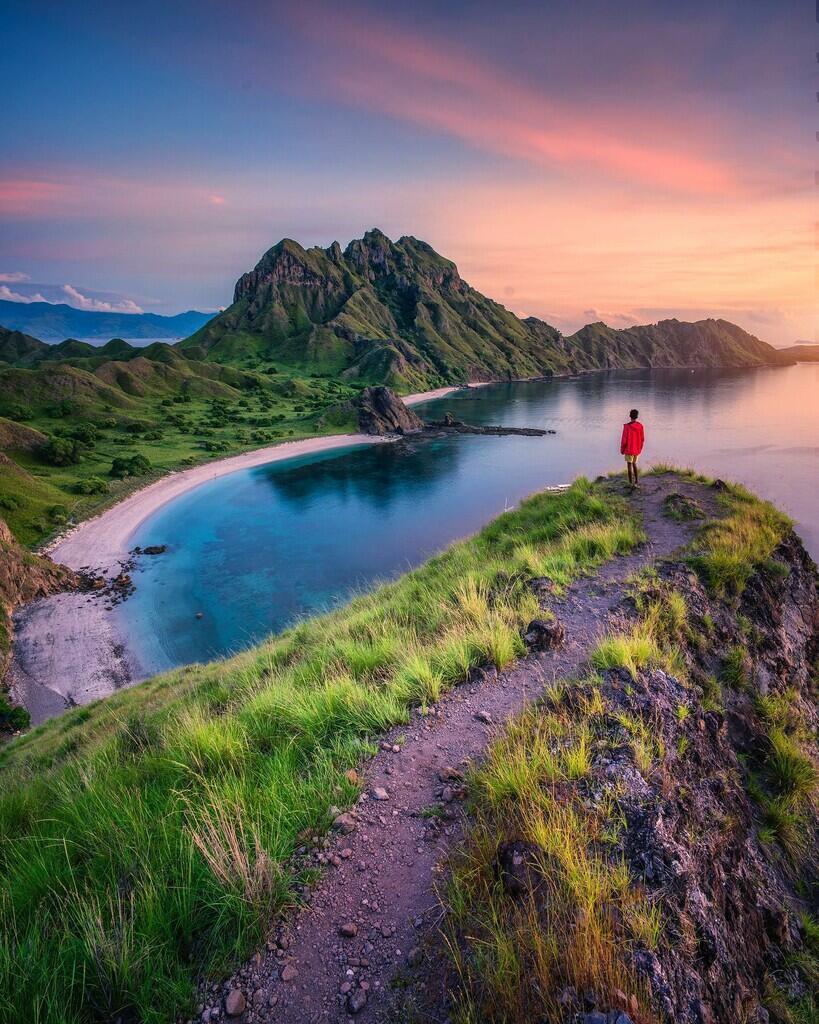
(0, 0, 814, 343)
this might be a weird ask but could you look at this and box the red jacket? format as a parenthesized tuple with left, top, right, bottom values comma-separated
(621, 420, 644, 456)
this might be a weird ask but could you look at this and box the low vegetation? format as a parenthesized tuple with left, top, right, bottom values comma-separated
(441, 685, 658, 1023)
(0, 479, 642, 1023)
(0, 366, 362, 547)
(687, 481, 791, 598)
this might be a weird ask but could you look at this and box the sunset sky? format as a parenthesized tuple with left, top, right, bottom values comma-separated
(1, 0, 814, 345)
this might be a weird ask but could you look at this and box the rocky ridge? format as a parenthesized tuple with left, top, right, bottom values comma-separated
(194, 474, 818, 1024)
(181, 230, 790, 389)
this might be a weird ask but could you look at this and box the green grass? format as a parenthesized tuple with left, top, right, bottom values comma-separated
(0, 478, 642, 1023)
(0, 368, 363, 547)
(687, 482, 791, 598)
(439, 691, 658, 1024)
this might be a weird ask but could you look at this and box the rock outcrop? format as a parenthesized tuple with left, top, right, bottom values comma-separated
(356, 386, 423, 435)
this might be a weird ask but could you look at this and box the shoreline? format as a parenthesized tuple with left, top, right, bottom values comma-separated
(45, 383, 483, 572)
(11, 381, 486, 723)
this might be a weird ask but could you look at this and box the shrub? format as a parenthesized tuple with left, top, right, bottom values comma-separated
(73, 476, 109, 495)
(43, 436, 83, 466)
(110, 454, 152, 478)
(0, 693, 30, 732)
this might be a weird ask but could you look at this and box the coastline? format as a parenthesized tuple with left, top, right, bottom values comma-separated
(45, 382, 484, 572)
(11, 382, 484, 723)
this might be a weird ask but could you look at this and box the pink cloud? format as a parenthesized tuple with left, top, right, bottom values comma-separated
(0, 271, 30, 283)
(286, 2, 734, 194)
(0, 179, 68, 215)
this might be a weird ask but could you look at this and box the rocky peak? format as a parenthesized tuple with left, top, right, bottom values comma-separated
(233, 239, 332, 303)
(355, 386, 423, 436)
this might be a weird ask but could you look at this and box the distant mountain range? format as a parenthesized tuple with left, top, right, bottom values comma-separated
(0, 231, 797, 388)
(777, 344, 819, 362)
(0, 300, 214, 343)
(181, 229, 791, 388)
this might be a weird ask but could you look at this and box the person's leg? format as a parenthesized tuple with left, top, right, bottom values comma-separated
(633, 457, 640, 487)
(625, 456, 634, 486)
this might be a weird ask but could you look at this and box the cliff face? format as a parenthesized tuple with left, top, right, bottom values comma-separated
(181, 230, 788, 389)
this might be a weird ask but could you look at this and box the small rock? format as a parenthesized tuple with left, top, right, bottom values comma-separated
(441, 786, 454, 803)
(340, 847, 352, 859)
(224, 990, 246, 1017)
(280, 964, 298, 982)
(339, 922, 358, 938)
(195, 611, 204, 619)
(522, 617, 565, 651)
(347, 988, 368, 1014)
(438, 766, 463, 783)
(332, 813, 357, 833)
(371, 787, 390, 801)
(407, 946, 423, 967)
(474, 710, 493, 724)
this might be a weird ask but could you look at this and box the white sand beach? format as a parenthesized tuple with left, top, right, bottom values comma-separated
(13, 382, 484, 723)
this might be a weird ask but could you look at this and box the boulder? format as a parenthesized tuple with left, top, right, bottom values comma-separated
(523, 617, 565, 651)
(356, 387, 423, 436)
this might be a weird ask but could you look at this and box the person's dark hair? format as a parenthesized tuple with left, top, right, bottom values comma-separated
(629, 408, 639, 420)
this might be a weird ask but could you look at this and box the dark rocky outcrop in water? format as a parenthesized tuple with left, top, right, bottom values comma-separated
(356, 386, 424, 435)
(425, 411, 554, 436)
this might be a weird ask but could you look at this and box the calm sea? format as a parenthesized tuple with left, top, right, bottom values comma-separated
(123, 364, 818, 675)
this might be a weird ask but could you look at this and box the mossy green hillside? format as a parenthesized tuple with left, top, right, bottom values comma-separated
(0, 479, 642, 1024)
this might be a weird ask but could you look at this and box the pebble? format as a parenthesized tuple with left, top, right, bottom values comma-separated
(347, 989, 368, 1014)
(332, 813, 357, 833)
(339, 922, 358, 938)
(280, 963, 298, 982)
(474, 710, 493, 724)
(371, 787, 390, 801)
(222, 991, 244, 1015)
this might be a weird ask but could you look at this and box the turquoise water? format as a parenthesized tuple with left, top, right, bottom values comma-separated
(124, 365, 819, 675)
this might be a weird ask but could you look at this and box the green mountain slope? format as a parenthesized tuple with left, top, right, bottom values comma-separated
(182, 229, 788, 385)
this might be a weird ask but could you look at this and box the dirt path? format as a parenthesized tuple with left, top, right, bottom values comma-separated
(201, 475, 718, 1024)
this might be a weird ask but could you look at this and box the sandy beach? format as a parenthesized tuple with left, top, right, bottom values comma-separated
(12, 383, 481, 723)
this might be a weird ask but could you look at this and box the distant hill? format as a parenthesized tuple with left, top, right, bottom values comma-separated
(777, 344, 819, 362)
(181, 229, 790, 387)
(0, 300, 214, 343)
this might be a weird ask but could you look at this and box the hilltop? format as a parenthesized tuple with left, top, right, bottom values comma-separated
(0, 472, 815, 1023)
(182, 230, 789, 386)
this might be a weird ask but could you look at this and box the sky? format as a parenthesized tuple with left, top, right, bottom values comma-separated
(0, 0, 815, 344)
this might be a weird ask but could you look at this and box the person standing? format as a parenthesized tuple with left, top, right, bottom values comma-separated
(621, 408, 645, 489)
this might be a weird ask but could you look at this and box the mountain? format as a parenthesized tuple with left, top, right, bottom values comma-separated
(0, 300, 215, 343)
(181, 229, 790, 387)
(777, 344, 819, 362)
(0, 325, 49, 366)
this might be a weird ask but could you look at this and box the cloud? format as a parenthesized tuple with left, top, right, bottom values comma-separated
(0, 179, 69, 215)
(0, 271, 30, 282)
(0, 285, 49, 303)
(287, 2, 734, 195)
(62, 284, 144, 313)
(207, 194, 226, 206)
